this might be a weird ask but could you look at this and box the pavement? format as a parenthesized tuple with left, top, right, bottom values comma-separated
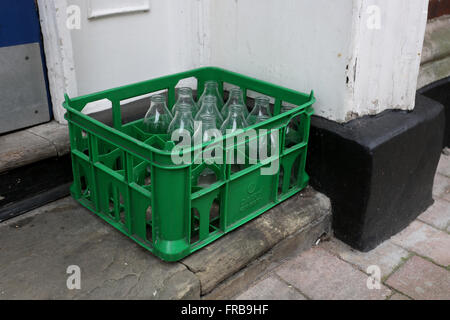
(1, 126, 449, 300)
(0, 186, 331, 300)
(235, 152, 450, 300)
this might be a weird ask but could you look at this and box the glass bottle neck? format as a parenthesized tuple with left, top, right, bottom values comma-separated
(202, 103, 216, 113)
(151, 95, 165, 103)
(175, 109, 193, 118)
(228, 105, 246, 118)
(204, 88, 218, 95)
(177, 94, 191, 102)
(228, 90, 244, 104)
(177, 88, 194, 103)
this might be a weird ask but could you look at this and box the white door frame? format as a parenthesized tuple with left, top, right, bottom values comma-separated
(37, 0, 78, 124)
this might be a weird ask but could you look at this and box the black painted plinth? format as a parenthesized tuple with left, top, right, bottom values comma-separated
(307, 94, 445, 251)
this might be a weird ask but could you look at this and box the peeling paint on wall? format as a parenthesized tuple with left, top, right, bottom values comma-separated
(343, 0, 428, 123)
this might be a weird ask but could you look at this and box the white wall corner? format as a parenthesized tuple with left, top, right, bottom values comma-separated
(196, 0, 212, 67)
(343, 0, 429, 122)
(37, 0, 78, 124)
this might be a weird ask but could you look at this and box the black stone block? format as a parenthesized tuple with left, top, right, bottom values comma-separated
(307, 94, 445, 251)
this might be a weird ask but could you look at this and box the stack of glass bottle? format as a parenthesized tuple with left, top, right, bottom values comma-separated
(143, 81, 280, 144)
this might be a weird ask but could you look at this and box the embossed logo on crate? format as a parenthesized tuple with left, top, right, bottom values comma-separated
(240, 183, 263, 212)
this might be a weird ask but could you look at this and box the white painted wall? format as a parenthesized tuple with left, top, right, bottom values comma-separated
(346, 0, 428, 120)
(41, 0, 429, 123)
(209, 0, 428, 122)
(66, 0, 206, 114)
(208, 0, 354, 121)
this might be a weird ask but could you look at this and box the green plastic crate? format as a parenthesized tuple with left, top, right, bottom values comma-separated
(63, 67, 315, 262)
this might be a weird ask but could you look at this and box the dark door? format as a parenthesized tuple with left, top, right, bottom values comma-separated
(0, 0, 51, 134)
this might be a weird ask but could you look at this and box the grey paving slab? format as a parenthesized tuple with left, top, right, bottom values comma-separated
(0, 197, 200, 300)
(320, 238, 410, 279)
(386, 256, 450, 300)
(432, 173, 450, 202)
(436, 153, 450, 178)
(389, 293, 411, 300)
(418, 198, 450, 231)
(275, 247, 391, 300)
(235, 276, 306, 300)
(391, 221, 450, 267)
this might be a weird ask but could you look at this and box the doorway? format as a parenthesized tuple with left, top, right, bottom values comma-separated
(0, 0, 51, 134)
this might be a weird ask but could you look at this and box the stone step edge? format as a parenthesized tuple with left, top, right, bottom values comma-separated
(202, 213, 331, 300)
(0, 121, 69, 174)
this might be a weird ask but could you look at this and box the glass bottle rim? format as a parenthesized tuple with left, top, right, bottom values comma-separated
(178, 87, 193, 95)
(205, 81, 219, 87)
(151, 94, 166, 103)
(229, 88, 243, 95)
(255, 96, 270, 104)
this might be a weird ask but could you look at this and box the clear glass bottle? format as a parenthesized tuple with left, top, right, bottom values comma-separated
(144, 95, 173, 134)
(195, 95, 223, 128)
(172, 87, 199, 116)
(194, 114, 222, 180)
(198, 81, 224, 111)
(194, 114, 221, 144)
(221, 88, 248, 118)
(168, 103, 195, 142)
(247, 96, 272, 125)
(220, 104, 248, 135)
(281, 104, 301, 148)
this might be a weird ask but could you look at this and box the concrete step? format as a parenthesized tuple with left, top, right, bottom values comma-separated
(0, 121, 72, 221)
(418, 15, 450, 88)
(0, 186, 331, 299)
(0, 121, 69, 173)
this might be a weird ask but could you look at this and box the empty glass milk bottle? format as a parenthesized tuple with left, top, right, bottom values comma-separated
(172, 87, 199, 116)
(221, 104, 248, 134)
(221, 88, 248, 118)
(195, 95, 223, 128)
(247, 96, 272, 125)
(194, 114, 221, 144)
(281, 104, 301, 148)
(144, 95, 173, 134)
(197, 81, 224, 111)
(194, 114, 222, 181)
(168, 103, 195, 142)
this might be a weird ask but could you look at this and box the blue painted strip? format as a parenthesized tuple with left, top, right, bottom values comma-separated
(0, 0, 42, 48)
